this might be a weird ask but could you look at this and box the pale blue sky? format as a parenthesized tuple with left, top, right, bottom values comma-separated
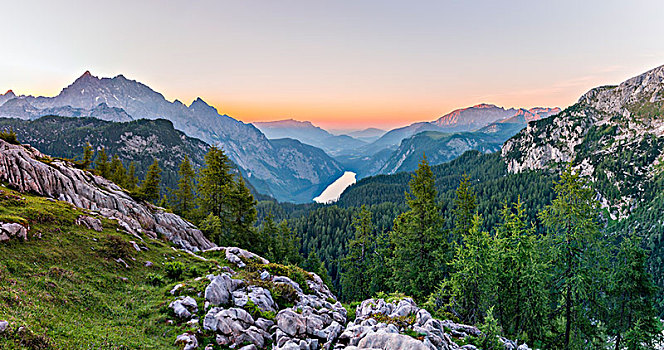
(1, 0, 663, 128)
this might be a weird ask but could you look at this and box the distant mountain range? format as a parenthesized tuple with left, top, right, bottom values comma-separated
(253, 119, 367, 156)
(0, 72, 342, 203)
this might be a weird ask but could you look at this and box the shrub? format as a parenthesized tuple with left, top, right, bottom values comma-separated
(165, 261, 185, 280)
(242, 299, 276, 320)
(249, 263, 314, 295)
(99, 235, 133, 260)
(0, 128, 19, 145)
(146, 273, 165, 286)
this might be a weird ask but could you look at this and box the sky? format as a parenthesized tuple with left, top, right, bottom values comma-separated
(1, 0, 664, 130)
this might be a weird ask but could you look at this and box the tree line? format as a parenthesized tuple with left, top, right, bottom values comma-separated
(339, 157, 661, 349)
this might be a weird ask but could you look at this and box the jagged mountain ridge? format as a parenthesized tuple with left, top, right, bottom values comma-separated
(502, 64, 664, 218)
(0, 72, 343, 203)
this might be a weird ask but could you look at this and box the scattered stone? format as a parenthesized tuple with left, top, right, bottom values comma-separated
(128, 240, 141, 252)
(75, 215, 103, 232)
(115, 258, 129, 268)
(0, 320, 8, 333)
(174, 332, 198, 350)
(144, 261, 154, 267)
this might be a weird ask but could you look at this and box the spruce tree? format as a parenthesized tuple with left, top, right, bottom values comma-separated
(278, 220, 302, 266)
(495, 199, 549, 343)
(109, 155, 126, 186)
(388, 155, 448, 300)
(229, 177, 257, 247)
(448, 214, 496, 325)
(82, 143, 94, 169)
(140, 159, 162, 202)
(95, 147, 110, 178)
(341, 205, 373, 301)
(198, 146, 234, 219)
(173, 155, 197, 217)
(126, 162, 138, 190)
(452, 173, 477, 244)
(539, 165, 608, 350)
(607, 233, 661, 350)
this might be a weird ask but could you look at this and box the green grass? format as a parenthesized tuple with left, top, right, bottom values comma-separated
(0, 186, 220, 349)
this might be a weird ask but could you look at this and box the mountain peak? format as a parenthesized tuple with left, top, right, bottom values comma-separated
(82, 70, 92, 77)
(472, 103, 498, 109)
(3, 90, 14, 97)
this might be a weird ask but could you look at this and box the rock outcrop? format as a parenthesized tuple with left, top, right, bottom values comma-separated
(0, 139, 213, 252)
(166, 246, 530, 350)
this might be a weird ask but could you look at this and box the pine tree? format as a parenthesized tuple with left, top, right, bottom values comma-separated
(495, 199, 549, 343)
(447, 214, 496, 325)
(539, 165, 608, 350)
(139, 159, 162, 202)
(302, 250, 332, 288)
(82, 143, 94, 169)
(229, 177, 257, 247)
(109, 155, 126, 186)
(278, 220, 302, 266)
(452, 173, 477, 244)
(95, 147, 110, 178)
(388, 155, 448, 300)
(607, 233, 661, 350)
(341, 205, 373, 301)
(173, 155, 197, 217)
(126, 162, 138, 190)
(198, 146, 234, 219)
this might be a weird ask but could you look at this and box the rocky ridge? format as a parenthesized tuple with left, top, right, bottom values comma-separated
(0, 138, 213, 252)
(502, 64, 664, 217)
(168, 246, 531, 350)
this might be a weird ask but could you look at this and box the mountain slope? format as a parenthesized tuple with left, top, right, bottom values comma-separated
(377, 130, 506, 175)
(253, 119, 366, 156)
(0, 72, 343, 203)
(502, 64, 664, 218)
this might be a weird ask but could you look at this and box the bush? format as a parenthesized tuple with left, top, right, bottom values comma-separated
(99, 235, 133, 260)
(146, 273, 165, 286)
(165, 261, 185, 280)
(0, 128, 19, 145)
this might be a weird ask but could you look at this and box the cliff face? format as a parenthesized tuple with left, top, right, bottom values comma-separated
(502, 65, 664, 218)
(0, 139, 213, 252)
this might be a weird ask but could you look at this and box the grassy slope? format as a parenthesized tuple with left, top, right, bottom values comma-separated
(0, 185, 217, 349)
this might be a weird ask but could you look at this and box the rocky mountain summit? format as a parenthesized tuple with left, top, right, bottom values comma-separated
(502, 64, 664, 217)
(0, 72, 343, 203)
(0, 138, 213, 252)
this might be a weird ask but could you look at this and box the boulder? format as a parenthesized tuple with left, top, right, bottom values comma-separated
(357, 331, 432, 350)
(174, 332, 198, 350)
(205, 273, 243, 306)
(0, 320, 7, 333)
(0, 222, 28, 242)
(170, 296, 198, 320)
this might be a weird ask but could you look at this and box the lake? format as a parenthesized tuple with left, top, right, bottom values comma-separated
(313, 171, 356, 204)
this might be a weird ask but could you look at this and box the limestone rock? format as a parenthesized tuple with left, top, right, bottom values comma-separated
(75, 215, 103, 232)
(0, 222, 28, 242)
(0, 139, 214, 252)
(174, 332, 198, 350)
(170, 296, 198, 320)
(205, 273, 243, 306)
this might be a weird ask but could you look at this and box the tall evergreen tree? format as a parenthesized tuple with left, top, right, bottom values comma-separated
(82, 143, 94, 170)
(173, 155, 197, 217)
(495, 199, 549, 343)
(607, 233, 661, 350)
(140, 159, 162, 202)
(539, 165, 608, 350)
(198, 146, 234, 219)
(229, 177, 258, 247)
(388, 155, 449, 300)
(95, 147, 110, 178)
(452, 173, 477, 244)
(447, 214, 496, 325)
(109, 155, 126, 186)
(341, 205, 373, 301)
(126, 162, 138, 190)
(278, 220, 302, 266)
